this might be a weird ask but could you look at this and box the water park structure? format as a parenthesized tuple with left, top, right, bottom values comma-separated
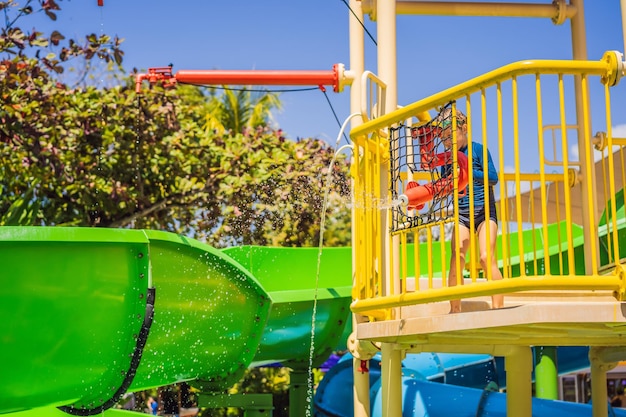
(2, 1, 626, 417)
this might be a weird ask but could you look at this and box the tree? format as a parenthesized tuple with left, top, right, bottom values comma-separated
(0, 0, 352, 248)
(203, 86, 282, 136)
(0, 0, 125, 225)
(0, 0, 124, 83)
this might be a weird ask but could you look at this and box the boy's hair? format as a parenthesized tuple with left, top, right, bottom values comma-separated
(434, 106, 467, 128)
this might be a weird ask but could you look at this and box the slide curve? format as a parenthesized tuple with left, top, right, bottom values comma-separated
(0, 227, 352, 416)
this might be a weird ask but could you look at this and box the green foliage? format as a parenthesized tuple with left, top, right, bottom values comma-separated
(0, 0, 125, 86)
(204, 87, 282, 135)
(0, 0, 352, 248)
(0, 184, 40, 225)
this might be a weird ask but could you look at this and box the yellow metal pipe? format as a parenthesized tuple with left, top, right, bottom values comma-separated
(499, 172, 569, 182)
(376, 148, 384, 298)
(376, 0, 396, 310)
(553, 182, 565, 275)
(365, 142, 373, 298)
(366, 145, 372, 299)
(599, 151, 614, 263)
(570, 0, 598, 277)
(389, 127, 401, 300)
(413, 230, 419, 289)
(351, 275, 622, 312)
(529, 188, 540, 275)
(391, 205, 400, 299)
(352, 135, 388, 158)
(381, 343, 402, 417)
(439, 223, 447, 287)
(362, 1, 577, 21)
(356, 147, 364, 298)
(580, 75, 600, 275)
(558, 74, 576, 273)
(536, 75, 551, 276)
(570, 0, 588, 61)
(605, 87, 621, 269)
(589, 346, 618, 417)
(349, 59, 612, 142)
(466, 99, 477, 279)
(505, 346, 533, 417)
(352, 356, 370, 417)
(480, 90, 494, 280)
(451, 103, 463, 297)
(398, 171, 436, 181)
(496, 82, 511, 278)
(425, 228, 432, 289)
(512, 76, 525, 277)
(400, 233, 407, 293)
(602, 137, 626, 146)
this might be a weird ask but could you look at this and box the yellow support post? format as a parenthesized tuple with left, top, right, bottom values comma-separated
(380, 343, 403, 417)
(588, 347, 622, 417)
(502, 346, 533, 417)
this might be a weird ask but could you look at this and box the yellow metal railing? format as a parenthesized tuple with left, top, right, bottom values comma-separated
(350, 52, 626, 319)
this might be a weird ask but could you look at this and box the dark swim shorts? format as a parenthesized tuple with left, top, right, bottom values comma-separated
(458, 204, 498, 232)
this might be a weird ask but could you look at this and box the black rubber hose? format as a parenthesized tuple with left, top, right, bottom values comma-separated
(58, 287, 156, 416)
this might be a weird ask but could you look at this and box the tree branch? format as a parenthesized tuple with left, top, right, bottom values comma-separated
(107, 199, 167, 228)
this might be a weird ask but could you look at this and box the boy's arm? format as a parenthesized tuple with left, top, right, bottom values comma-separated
(470, 143, 499, 186)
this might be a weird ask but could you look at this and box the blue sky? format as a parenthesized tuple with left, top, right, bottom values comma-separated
(27, 1, 626, 147)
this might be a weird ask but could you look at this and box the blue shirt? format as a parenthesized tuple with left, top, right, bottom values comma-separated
(441, 141, 498, 212)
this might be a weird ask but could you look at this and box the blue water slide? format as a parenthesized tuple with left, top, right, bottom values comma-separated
(314, 347, 618, 417)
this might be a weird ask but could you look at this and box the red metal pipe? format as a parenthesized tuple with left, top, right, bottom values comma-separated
(174, 67, 341, 92)
(135, 64, 345, 93)
(174, 69, 332, 85)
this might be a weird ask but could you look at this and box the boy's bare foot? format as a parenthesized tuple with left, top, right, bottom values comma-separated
(449, 300, 461, 314)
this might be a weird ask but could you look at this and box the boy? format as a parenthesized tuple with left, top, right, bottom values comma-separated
(438, 107, 504, 313)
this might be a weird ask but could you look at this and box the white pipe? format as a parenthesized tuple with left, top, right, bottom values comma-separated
(376, 2, 402, 415)
(348, 2, 368, 417)
(335, 112, 363, 148)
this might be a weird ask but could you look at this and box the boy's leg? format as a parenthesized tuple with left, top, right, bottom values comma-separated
(448, 224, 471, 313)
(478, 219, 504, 309)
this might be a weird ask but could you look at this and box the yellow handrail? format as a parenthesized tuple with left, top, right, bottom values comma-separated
(350, 57, 615, 142)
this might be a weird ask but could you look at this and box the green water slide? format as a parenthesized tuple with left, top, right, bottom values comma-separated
(0, 227, 271, 414)
(0, 227, 352, 416)
(224, 246, 352, 369)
